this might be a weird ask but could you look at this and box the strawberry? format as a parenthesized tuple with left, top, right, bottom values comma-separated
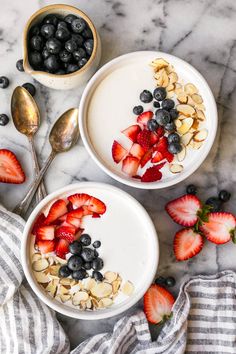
(140, 149, 153, 168)
(137, 129, 151, 151)
(44, 199, 68, 225)
(141, 164, 164, 182)
(0, 149, 25, 184)
(150, 132, 159, 146)
(92, 213, 100, 218)
(122, 125, 141, 142)
(67, 193, 91, 209)
(32, 213, 46, 235)
(55, 225, 76, 243)
(87, 196, 106, 214)
(55, 239, 69, 259)
(112, 140, 127, 163)
(129, 143, 145, 160)
(37, 240, 55, 254)
(154, 136, 168, 153)
(122, 155, 139, 176)
(165, 194, 201, 227)
(200, 212, 236, 244)
(163, 151, 174, 163)
(66, 215, 81, 228)
(174, 228, 204, 261)
(36, 225, 55, 241)
(82, 206, 94, 216)
(151, 151, 164, 163)
(137, 111, 153, 125)
(144, 284, 175, 324)
(156, 126, 164, 137)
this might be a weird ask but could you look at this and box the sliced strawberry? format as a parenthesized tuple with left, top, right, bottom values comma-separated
(82, 206, 94, 216)
(150, 132, 159, 146)
(87, 196, 106, 214)
(156, 126, 164, 137)
(144, 284, 175, 324)
(44, 199, 68, 225)
(154, 136, 168, 153)
(137, 111, 153, 125)
(67, 193, 91, 209)
(174, 228, 204, 261)
(32, 213, 46, 235)
(164, 151, 174, 163)
(66, 215, 81, 228)
(74, 228, 84, 240)
(37, 240, 55, 254)
(140, 149, 153, 168)
(92, 213, 101, 218)
(129, 143, 145, 160)
(165, 194, 201, 227)
(112, 140, 127, 163)
(55, 225, 76, 243)
(151, 151, 164, 163)
(0, 149, 25, 184)
(55, 239, 69, 259)
(200, 212, 236, 244)
(66, 207, 84, 219)
(141, 164, 163, 182)
(137, 129, 151, 151)
(122, 155, 139, 176)
(122, 124, 141, 142)
(36, 225, 55, 241)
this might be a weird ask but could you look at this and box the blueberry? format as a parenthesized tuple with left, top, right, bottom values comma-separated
(16, 59, 24, 72)
(40, 24, 55, 39)
(165, 121, 176, 132)
(84, 262, 92, 270)
(147, 119, 159, 132)
(140, 89, 153, 103)
(205, 197, 222, 212)
(59, 49, 72, 63)
(80, 234, 91, 246)
(0, 114, 9, 126)
(155, 109, 171, 126)
(84, 39, 94, 55)
(92, 240, 101, 249)
(59, 265, 71, 278)
(168, 132, 180, 144)
(92, 271, 103, 282)
(44, 55, 60, 72)
(43, 14, 58, 26)
(46, 38, 61, 54)
(82, 27, 93, 39)
(94, 250, 99, 258)
(66, 63, 79, 74)
(72, 268, 87, 280)
(29, 25, 40, 37)
(153, 87, 166, 101)
(0, 76, 9, 89)
(92, 257, 104, 271)
(71, 18, 87, 33)
(165, 276, 176, 287)
(71, 34, 84, 46)
(22, 83, 36, 96)
(64, 14, 78, 25)
(57, 21, 68, 30)
(155, 276, 166, 285)
(186, 184, 197, 195)
(81, 248, 95, 262)
(78, 58, 87, 68)
(42, 47, 50, 59)
(218, 190, 231, 202)
(69, 241, 82, 255)
(30, 35, 44, 51)
(67, 255, 84, 271)
(170, 108, 178, 120)
(65, 39, 78, 53)
(55, 69, 66, 75)
(153, 101, 160, 108)
(133, 105, 143, 115)
(55, 28, 71, 41)
(73, 48, 86, 61)
(162, 99, 175, 111)
(29, 51, 42, 68)
(168, 142, 182, 154)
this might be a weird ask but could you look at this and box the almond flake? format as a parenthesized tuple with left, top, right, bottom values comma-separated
(54, 256, 67, 265)
(196, 109, 205, 121)
(174, 83, 183, 95)
(184, 83, 198, 95)
(191, 93, 203, 104)
(194, 129, 208, 142)
(32, 253, 42, 262)
(112, 280, 121, 294)
(121, 281, 134, 296)
(196, 103, 205, 111)
(47, 256, 55, 266)
(48, 264, 60, 276)
(192, 141, 203, 149)
(181, 132, 194, 146)
(168, 72, 178, 83)
(59, 285, 69, 295)
(177, 93, 188, 104)
(166, 83, 175, 91)
(187, 95, 196, 107)
(34, 271, 50, 284)
(176, 104, 195, 117)
(59, 278, 75, 286)
(169, 164, 183, 173)
(192, 119, 199, 130)
(165, 64, 175, 74)
(177, 118, 194, 135)
(73, 291, 89, 305)
(104, 272, 118, 283)
(45, 281, 57, 297)
(32, 258, 49, 272)
(60, 294, 71, 303)
(83, 278, 97, 291)
(175, 119, 182, 128)
(91, 298, 99, 309)
(177, 145, 186, 162)
(99, 298, 113, 308)
(150, 58, 169, 71)
(91, 282, 112, 299)
(86, 299, 92, 309)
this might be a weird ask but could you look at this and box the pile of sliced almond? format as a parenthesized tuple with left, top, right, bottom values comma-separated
(32, 253, 134, 311)
(150, 58, 208, 174)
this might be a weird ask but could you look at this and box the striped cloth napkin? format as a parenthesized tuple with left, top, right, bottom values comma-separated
(1, 204, 236, 354)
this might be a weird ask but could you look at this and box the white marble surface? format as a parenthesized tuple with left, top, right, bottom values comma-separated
(0, 0, 236, 348)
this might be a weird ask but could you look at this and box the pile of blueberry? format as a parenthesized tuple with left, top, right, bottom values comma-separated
(59, 234, 104, 282)
(133, 87, 182, 155)
(28, 13, 93, 74)
(155, 275, 176, 287)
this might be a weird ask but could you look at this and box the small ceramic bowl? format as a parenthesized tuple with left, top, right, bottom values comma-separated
(23, 4, 101, 90)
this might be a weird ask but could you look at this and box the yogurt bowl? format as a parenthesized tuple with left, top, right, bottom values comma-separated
(22, 182, 158, 319)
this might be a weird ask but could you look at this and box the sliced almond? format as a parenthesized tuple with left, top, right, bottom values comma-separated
(70, 283, 82, 294)
(194, 129, 208, 142)
(73, 291, 89, 305)
(83, 278, 97, 291)
(150, 58, 169, 71)
(32, 253, 42, 263)
(104, 272, 118, 283)
(121, 281, 134, 296)
(186, 95, 196, 107)
(177, 145, 186, 162)
(175, 119, 182, 128)
(184, 83, 198, 95)
(32, 258, 49, 272)
(91, 298, 99, 309)
(174, 83, 183, 95)
(86, 298, 92, 309)
(112, 279, 121, 294)
(54, 256, 67, 265)
(47, 256, 55, 266)
(177, 93, 188, 104)
(34, 271, 50, 284)
(167, 90, 175, 98)
(59, 278, 75, 286)
(45, 281, 57, 297)
(48, 264, 60, 276)
(196, 109, 205, 121)
(166, 83, 175, 91)
(168, 72, 178, 83)
(161, 69, 169, 87)
(176, 104, 195, 117)
(177, 114, 187, 121)
(196, 103, 205, 111)
(192, 141, 203, 149)
(99, 298, 113, 308)
(191, 93, 203, 104)
(165, 64, 175, 74)
(59, 285, 69, 295)
(60, 294, 71, 303)
(169, 164, 183, 173)
(177, 118, 193, 135)
(91, 282, 112, 299)
(181, 132, 194, 146)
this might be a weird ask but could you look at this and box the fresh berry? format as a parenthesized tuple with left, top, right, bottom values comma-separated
(122, 155, 139, 176)
(71, 33, 84, 46)
(40, 24, 56, 39)
(32, 213, 46, 235)
(30, 35, 44, 51)
(57, 21, 68, 30)
(36, 225, 55, 241)
(218, 190, 231, 202)
(44, 55, 60, 72)
(0, 76, 9, 89)
(162, 99, 175, 111)
(168, 142, 182, 154)
(87, 196, 106, 214)
(155, 276, 166, 285)
(46, 38, 62, 54)
(78, 58, 87, 68)
(81, 247, 95, 262)
(29, 25, 40, 36)
(59, 265, 71, 278)
(140, 90, 153, 103)
(200, 212, 236, 244)
(147, 119, 159, 132)
(165, 122, 176, 132)
(0, 149, 25, 184)
(137, 111, 153, 125)
(186, 184, 197, 195)
(73, 48, 86, 61)
(84, 39, 94, 55)
(165, 194, 201, 227)
(164, 151, 174, 163)
(92, 257, 104, 271)
(165, 277, 176, 287)
(59, 49, 72, 63)
(82, 27, 93, 39)
(156, 126, 165, 137)
(80, 234, 91, 246)
(92, 271, 103, 281)
(169, 108, 178, 119)
(133, 105, 143, 115)
(137, 129, 151, 151)
(0, 114, 9, 126)
(151, 151, 164, 163)
(168, 133, 180, 144)
(64, 14, 77, 25)
(143, 284, 174, 324)
(112, 140, 127, 163)
(71, 18, 87, 33)
(69, 241, 82, 255)
(55, 239, 69, 258)
(150, 132, 159, 146)
(141, 164, 164, 182)
(55, 225, 76, 243)
(37, 240, 55, 254)
(154, 136, 168, 153)
(22, 83, 36, 97)
(55, 27, 70, 41)
(67, 255, 83, 271)
(67, 64, 79, 74)
(68, 193, 91, 209)
(153, 87, 167, 101)
(174, 228, 204, 261)
(84, 262, 92, 270)
(29, 51, 42, 68)
(129, 143, 145, 160)
(140, 149, 153, 168)
(93, 240, 101, 248)
(66, 214, 81, 228)
(153, 101, 160, 108)
(155, 109, 171, 126)
(205, 197, 222, 212)
(43, 14, 58, 26)
(72, 268, 87, 280)
(16, 59, 24, 72)
(44, 199, 67, 225)
(122, 124, 141, 142)
(93, 249, 99, 258)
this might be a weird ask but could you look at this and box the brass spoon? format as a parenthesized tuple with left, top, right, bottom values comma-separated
(11, 86, 47, 202)
(13, 108, 79, 216)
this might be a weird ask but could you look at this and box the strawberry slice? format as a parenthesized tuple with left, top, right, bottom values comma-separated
(150, 132, 159, 146)
(55, 225, 76, 243)
(82, 206, 94, 216)
(112, 140, 127, 163)
(140, 149, 153, 168)
(36, 225, 55, 241)
(137, 111, 153, 125)
(144, 285, 175, 324)
(129, 143, 145, 160)
(32, 213, 46, 235)
(37, 240, 55, 254)
(141, 164, 164, 182)
(66, 214, 82, 228)
(200, 212, 236, 244)
(174, 228, 204, 261)
(156, 126, 164, 137)
(67, 193, 91, 209)
(122, 125, 141, 142)
(0, 149, 25, 184)
(137, 129, 151, 151)
(44, 199, 68, 225)
(163, 151, 174, 163)
(154, 136, 168, 153)
(165, 194, 201, 227)
(87, 196, 106, 214)
(55, 239, 69, 259)
(122, 155, 139, 176)
(151, 151, 164, 163)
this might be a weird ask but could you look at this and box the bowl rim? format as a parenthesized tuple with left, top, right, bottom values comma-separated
(23, 4, 98, 78)
(21, 182, 159, 320)
(79, 50, 218, 189)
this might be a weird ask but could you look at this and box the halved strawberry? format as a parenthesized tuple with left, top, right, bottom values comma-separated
(36, 225, 55, 241)
(87, 196, 106, 214)
(68, 193, 91, 209)
(92, 213, 100, 218)
(44, 199, 68, 225)
(140, 149, 153, 168)
(200, 212, 236, 244)
(66, 215, 81, 228)
(151, 151, 164, 163)
(0, 149, 25, 184)
(137, 111, 153, 125)
(82, 206, 94, 216)
(137, 129, 151, 151)
(174, 228, 204, 261)
(144, 284, 175, 324)
(112, 140, 127, 163)
(37, 240, 55, 254)
(154, 136, 168, 153)
(165, 194, 201, 227)
(156, 126, 164, 137)
(129, 143, 145, 160)
(163, 151, 174, 163)
(141, 164, 164, 182)
(122, 125, 141, 142)
(122, 155, 139, 176)
(55, 239, 69, 259)
(32, 213, 46, 235)
(65, 207, 83, 227)
(150, 132, 159, 146)
(55, 225, 76, 243)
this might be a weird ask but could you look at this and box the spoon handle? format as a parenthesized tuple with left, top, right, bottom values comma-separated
(13, 151, 56, 217)
(29, 137, 47, 201)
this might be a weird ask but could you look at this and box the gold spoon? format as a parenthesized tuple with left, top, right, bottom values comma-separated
(11, 86, 47, 202)
(13, 108, 79, 216)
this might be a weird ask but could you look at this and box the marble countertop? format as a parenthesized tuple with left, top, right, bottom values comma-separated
(1, 0, 236, 348)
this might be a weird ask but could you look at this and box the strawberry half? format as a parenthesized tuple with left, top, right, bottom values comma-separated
(151, 151, 164, 163)
(174, 228, 204, 261)
(137, 129, 151, 151)
(200, 212, 236, 244)
(67, 193, 91, 209)
(32, 213, 46, 235)
(112, 140, 127, 163)
(150, 132, 159, 146)
(0, 149, 25, 184)
(122, 155, 139, 176)
(141, 163, 164, 182)
(37, 240, 55, 254)
(144, 284, 175, 324)
(137, 111, 153, 125)
(122, 124, 141, 142)
(165, 194, 201, 227)
(44, 199, 68, 225)
(154, 136, 168, 153)
(66, 208, 83, 228)
(140, 149, 153, 168)
(87, 196, 106, 214)
(55, 239, 69, 259)
(129, 143, 145, 160)
(55, 225, 76, 243)
(36, 225, 55, 241)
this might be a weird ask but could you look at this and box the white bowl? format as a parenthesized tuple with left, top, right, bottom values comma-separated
(21, 182, 159, 319)
(79, 51, 218, 189)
